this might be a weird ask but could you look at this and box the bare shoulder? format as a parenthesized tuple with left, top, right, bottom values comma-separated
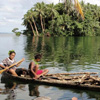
(30, 61, 35, 66)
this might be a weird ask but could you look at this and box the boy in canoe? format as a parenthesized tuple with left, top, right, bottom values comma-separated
(0, 50, 24, 76)
(29, 54, 49, 79)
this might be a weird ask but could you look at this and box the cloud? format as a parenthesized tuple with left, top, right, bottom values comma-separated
(0, 0, 100, 33)
(0, 0, 59, 33)
(0, 0, 32, 33)
(0, 6, 14, 13)
(83, 0, 100, 5)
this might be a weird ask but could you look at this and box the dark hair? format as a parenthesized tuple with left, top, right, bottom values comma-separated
(8, 50, 16, 55)
(35, 54, 42, 59)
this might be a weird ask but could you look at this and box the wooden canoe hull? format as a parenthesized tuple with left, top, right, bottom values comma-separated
(1, 72, 100, 91)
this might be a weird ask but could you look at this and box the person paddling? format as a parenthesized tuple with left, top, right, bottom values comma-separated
(29, 54, 49, 79)
(0, 50, 24, 76)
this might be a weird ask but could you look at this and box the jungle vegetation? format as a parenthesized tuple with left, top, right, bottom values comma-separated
(12, 28, 21, 36)
(22, 0, 100, 36)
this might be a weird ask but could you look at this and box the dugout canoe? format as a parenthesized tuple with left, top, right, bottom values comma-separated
(1, 70, 100, 91)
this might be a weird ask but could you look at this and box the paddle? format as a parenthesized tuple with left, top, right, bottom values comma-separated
(0, 58, 25, 74)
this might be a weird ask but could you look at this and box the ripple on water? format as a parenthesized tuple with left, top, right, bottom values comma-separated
(96, 62, 100, 64)
(84, 62, 90, 65)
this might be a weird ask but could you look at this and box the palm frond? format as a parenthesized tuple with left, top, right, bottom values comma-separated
(74, 0, 84, 20)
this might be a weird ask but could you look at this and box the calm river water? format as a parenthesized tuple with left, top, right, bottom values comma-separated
(0, 33, 100, 100)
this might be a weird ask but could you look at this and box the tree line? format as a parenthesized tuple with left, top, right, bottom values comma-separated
(22, 0, 100, 36)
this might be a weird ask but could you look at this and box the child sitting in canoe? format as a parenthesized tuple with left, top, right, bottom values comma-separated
(0, 50, 24, 76)
(29, 54, 49, 79)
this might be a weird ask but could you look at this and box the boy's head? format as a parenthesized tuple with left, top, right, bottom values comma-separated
(8, 50, 16, 60)
(35, 54, 42, 62)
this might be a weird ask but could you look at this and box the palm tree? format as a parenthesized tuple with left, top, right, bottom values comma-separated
(58, 0, 67, 10)
(34, 2, 46, 33)
(46, 3, 59, 31)
(66, 0, 73, 14)
(23, 13, 36, 36)
(74, 0, 84, 20)
(59, 0, 72, 12)
(60, 0, 84, 19)
(28, 9, 39, 36)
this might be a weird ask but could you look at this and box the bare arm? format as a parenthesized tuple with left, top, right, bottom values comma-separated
(32, 64, 45, 79)
(30, 62, 42, 79)
(30, 62, 37, 77)
(0, 64, 6, 69)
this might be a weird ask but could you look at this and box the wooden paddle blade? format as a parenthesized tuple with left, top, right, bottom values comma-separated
(0, 69, 5, 74)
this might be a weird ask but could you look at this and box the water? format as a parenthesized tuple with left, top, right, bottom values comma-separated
(0, 34, 100, 100)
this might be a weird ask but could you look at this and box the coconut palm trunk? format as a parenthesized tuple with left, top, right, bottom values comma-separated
(65, 0, 67, 10)
(43, 18, 45, 31)
(28, 20, 36, 36)
(40, 14, 44, 33)
(32, 17, 39, 36)
(70, 0, 72, 11)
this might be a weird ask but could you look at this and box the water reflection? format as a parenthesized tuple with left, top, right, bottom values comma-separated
(24, 36, 100, 73)
(0, 82, 17, 100)
(28, 84, 39, 97)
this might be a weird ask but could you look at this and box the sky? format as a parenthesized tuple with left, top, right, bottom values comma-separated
(0, 0, 100, 33)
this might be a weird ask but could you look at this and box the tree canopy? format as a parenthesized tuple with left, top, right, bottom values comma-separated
(22, 1, 100, 36)
(12, 28, 21, 36)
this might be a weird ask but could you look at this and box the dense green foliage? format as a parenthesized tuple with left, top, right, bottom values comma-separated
(12, 28, 21, 36)
(22, 1, 100, 36)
